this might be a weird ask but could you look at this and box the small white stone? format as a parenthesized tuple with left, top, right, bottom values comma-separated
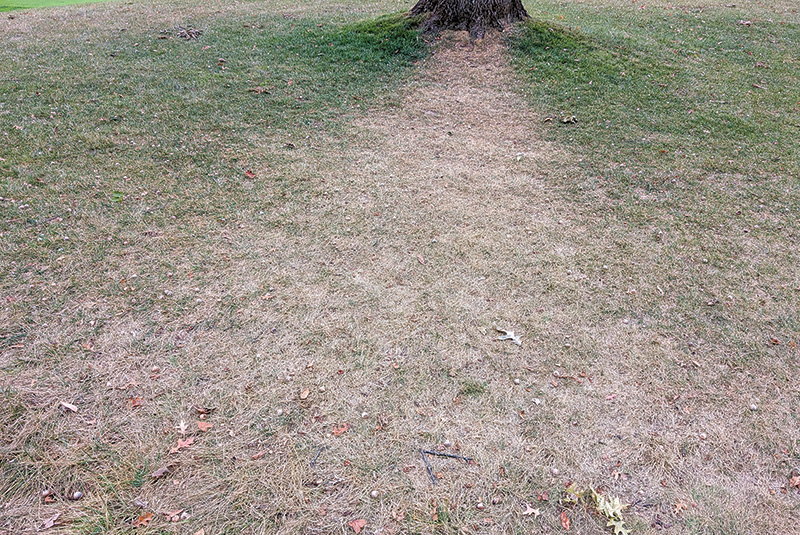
(370, 490, 379, 498)
(699, 432, 707, 440)
(361, 412, 369, 419)
(513, 378, 521, 385)
(476, 502, 485, 510)
(318, 386, 326, 392)
(750, 404, 758, 411)
(444, 439, 452, 447)
(533, 398, 541, 405)
(276, 409, 284, 416)
(550, 467, 559, 475)
(72, 491, 83, 500)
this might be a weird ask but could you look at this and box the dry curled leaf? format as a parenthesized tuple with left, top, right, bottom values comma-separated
(299, 389, 310, 400)
(333, 423, 350, 436)
(251, 450, 266, 460)
(560, 510, 570, 531)
(348, 518, 366, 534)
(59, 401, 78, 413)
(132, 512, 154, 528)
(151, 465, 171, 479)
(196, 421, 213, 432)
(163, 509, 183, 522)
(169, 436, 195, 454)
(244, 170, 256, 179)
(40, 512, 61, 530)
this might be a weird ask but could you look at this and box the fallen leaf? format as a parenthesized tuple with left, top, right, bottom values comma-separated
(59, 401, 78, 413)
(770, 338, 781, 345)
(789, 474, 800, 489)
(127, 397, 144, 408)
(522, 504, 540, 517)
(537, 490, 549, 501)
(163, 509, 183, 522)
(40, 512, 61, 530)
(417, 254, 425, 265)
(169, 436, 195, 454)
(151, 466, 171, 478)
(193, 530, 205, 535)
(348, 518, 366, 534)
(561, 510, 570, 530)
(197, 421, 213, 432)
(132, 512, 154, 528)
(251, 450, 266, 460)
(176, 420, 188, 436)
(673, 502, 688, 514)
(299, 389, 310, 400)
(495, 327, 522, 346)
(193, 405, 215, 415)
(333, 423, 350, 436)
(245, 170, 256, 179)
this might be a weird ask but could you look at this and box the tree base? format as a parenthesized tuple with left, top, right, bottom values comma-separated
(410, 0, 530, 39)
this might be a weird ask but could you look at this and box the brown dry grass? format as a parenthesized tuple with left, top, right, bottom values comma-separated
(2, 1, 800, 534)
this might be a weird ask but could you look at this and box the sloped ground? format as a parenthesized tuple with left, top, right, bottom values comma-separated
(2, 1, 799, 534)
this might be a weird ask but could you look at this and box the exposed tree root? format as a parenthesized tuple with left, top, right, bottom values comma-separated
(410, 0, 529, 39)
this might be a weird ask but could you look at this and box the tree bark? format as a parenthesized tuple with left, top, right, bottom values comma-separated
(410, 0, 530, 39)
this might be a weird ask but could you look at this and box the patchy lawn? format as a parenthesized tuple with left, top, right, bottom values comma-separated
(1, 0, 798, 534)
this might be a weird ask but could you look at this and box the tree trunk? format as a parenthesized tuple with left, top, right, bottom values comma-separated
(410, 0, 529, 39)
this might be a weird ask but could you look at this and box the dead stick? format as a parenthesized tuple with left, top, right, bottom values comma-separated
(419, 449, 437, 485)
(421, 450, 473, 463)
(309, 446, 324, 467)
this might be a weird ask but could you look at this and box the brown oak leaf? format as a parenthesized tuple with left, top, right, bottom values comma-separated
(132, 512, 154, 528)
(333, 423, 350, 436)
(560, 510, 570, 531)
(348, 518, 366, 533)
(169, 436, 195, 454)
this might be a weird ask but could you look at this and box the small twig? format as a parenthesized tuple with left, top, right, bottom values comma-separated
(309, 446, 324, 467)
(421, 450, 473, 463)
(419, 449, 437, 485)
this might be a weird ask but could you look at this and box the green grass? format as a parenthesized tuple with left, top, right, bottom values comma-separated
(0, 0, 109, 11)
(1, 11, 425, 268)
(509, 3, 800, 185)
